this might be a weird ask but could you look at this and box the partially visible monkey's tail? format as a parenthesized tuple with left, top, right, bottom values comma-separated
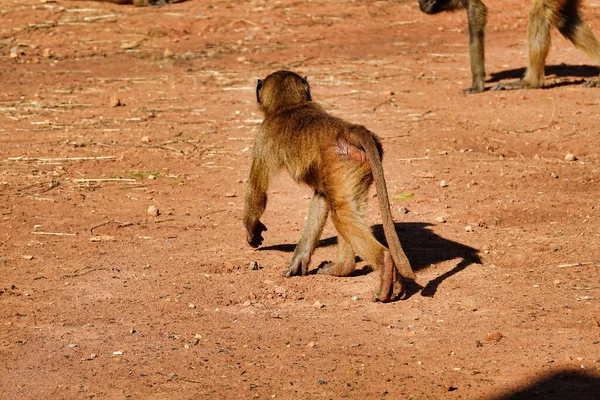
(355, 128, 417, 282)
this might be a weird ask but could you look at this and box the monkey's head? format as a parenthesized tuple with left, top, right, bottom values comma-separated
(418, 0, 463, 14)
(256, 70, 312, 115)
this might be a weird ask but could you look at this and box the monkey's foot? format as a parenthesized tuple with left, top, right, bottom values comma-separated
(374, 280, 404, 303)
(460, 84, 485, 94)
(583, 79, 600, 88)
(491, 80, 541, 91)
(315, 261, 354, 277)
(282, 256, 310, 277)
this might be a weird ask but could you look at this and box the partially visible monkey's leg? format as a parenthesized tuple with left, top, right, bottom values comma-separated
(493, 1, 553, 90)
(464, 0, 487, 93)
(283, 192, 329, 277)
(555, 6, 600, 87)
(328, 204, 401, 302)
(315, 234, 356, 276)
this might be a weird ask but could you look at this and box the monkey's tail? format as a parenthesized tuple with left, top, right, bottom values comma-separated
(359, 129, 417, 282)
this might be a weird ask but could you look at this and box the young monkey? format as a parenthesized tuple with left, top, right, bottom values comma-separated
(243, 70, 418, 302)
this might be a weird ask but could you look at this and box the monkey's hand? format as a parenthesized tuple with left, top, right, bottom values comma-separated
(246, 220, 268, 248)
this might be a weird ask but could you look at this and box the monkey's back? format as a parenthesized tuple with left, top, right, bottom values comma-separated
(259, 103, 380, 194)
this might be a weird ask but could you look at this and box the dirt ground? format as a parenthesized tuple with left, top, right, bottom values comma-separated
(1, 0, 599, 398)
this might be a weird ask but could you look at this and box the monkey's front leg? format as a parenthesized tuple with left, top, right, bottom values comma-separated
(283, 192, 329, 277)
(463, 0, 487, 93)
(243, 157, 270, 248)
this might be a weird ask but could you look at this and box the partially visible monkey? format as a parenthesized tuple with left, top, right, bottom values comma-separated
(243, 71, 418, 302)
(418, 0, 600, 91)
(419, 0, 487, 93)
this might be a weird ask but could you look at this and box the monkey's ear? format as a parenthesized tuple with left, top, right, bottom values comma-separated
(256, 79, 263, 104)
(301, 76, 312, 101)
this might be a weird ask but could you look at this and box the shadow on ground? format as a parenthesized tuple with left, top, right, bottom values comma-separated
(487, 64, 598, 87)
(491, 370, 600, 400)
(260, 222, 480, 298)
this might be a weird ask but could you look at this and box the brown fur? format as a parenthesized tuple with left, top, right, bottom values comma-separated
(418, 0, 600, 91)
(243, 71, 417, 302)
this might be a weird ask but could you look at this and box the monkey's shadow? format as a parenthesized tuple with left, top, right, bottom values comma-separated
(487, 64, 598, 87)
(259, 222, 480, 299)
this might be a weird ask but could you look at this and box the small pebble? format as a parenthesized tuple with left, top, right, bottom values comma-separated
(42, 48, 52, 58)
(398, 207, 409, 214)
(564, 153, 577, 161)
(163, 48, 174, 58)
(147, 205, 159, 217)
(68, 343, 77, 349)
(440, 180, 449, 188)
(10, 46, 20, 58)
(465, 225, 473, 232)
(110, 95, 122, 107)
(435, 216, 446, 223)
(313, 300, 325, 309)
(485, 331, 503, 343)
(249, 261, 262, 270)
(147, 174, 156, 180)
(317, 379, 327, 385)
(188, 303, 196, 309)
(551, 172, 559, 179)
(113, 351, 124, 355)
(351, 296, 359, 301)
(141, 135, 150, 143)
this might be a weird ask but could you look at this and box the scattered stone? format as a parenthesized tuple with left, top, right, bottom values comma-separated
(435, 216, 446, 223)
(141, 135, 150, 143)
(351, 296, 359, 301)
(22, 255, 34, 260)
(112, 350, 124, 355)
(68, 343, 77, 349)
(10, 46, 22, 59)
(90, 235, 114, 242)
(188, 303, 196, 309)
(147, 205, 159, 217)
(307, 341, 316, 347)
(440, 180, 449, 188)
(398, 206, 409, 214)
(42, 48, 52, 58)
(317, 379, 327, 385)
(551, 172, 559, 179)
(485, 331, 503, 343)
(465, 225, 473, 232)
(313, 300, 325, 309)
(163, 48, 174, 58)
(565, 153, 577, 162)
(249, 261, 263, 271)
(110, 95, 122, 107)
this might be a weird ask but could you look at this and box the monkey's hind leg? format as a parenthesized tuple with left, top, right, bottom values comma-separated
(315, 234, 356, 276)
(493, 1, 553, 90)
(328, 206, 402, 303)
(555, 7, 600, 87)
(283, 192, 329, 277)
